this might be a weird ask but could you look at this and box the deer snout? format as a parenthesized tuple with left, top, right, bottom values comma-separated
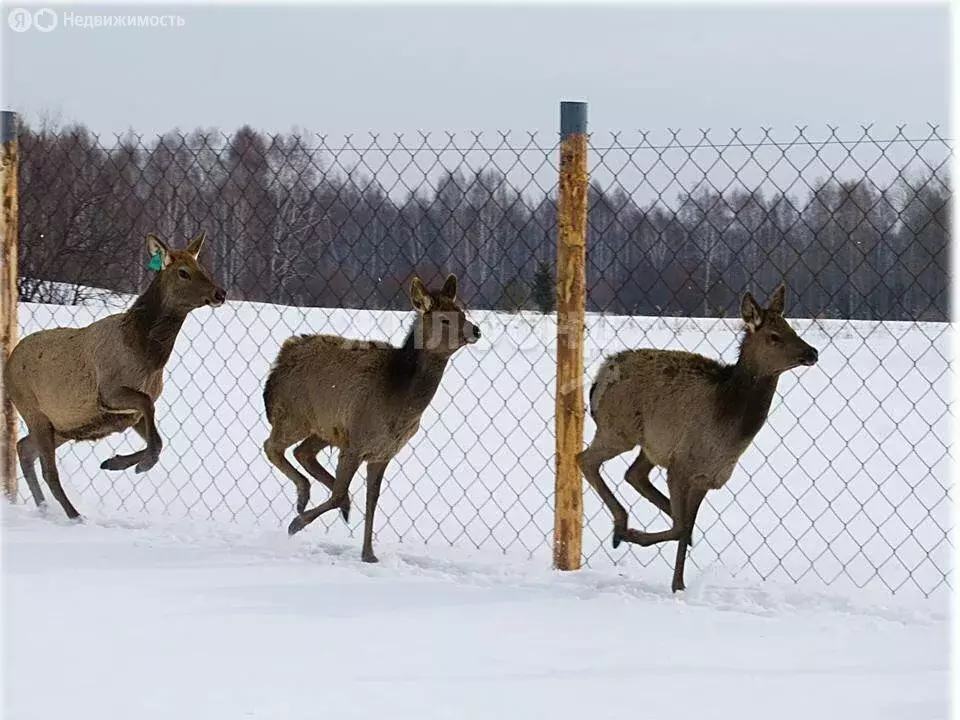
(800, 346, 818, 366)
(465, 323, 481, 344)
(210, 287, 227, 307)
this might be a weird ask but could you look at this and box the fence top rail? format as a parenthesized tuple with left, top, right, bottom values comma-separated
(14, 124, 953, 155)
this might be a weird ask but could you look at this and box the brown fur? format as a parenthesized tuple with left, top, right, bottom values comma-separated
(263, 273, 481, 563)
(3, 231, 225, 519)
(579, 284, 819, 592)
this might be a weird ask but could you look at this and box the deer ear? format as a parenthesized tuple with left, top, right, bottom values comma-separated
(768, 283, 786, 315)
(185, 229, 206, 259)
(441, 273, 458, 300)
(410, 276, 433, 313)
(146, 234, 172, 269)
(741, 292, 763, 331)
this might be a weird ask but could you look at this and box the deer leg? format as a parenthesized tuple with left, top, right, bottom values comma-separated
(293, 434, 351, 523)
(98, 388, 160, 474)
(361, 461, 388, 563)
(100, 418, 149, 471)
(287, 451, 360, 537)
(264, 425, 312, 515)
(624, 450, 667, 510)
(671, 485, 708, 593)
(30, 416, 80, 519)
(578, 435, 633, 549)
(16, 434, 47, 508)
(624, 450, 693, 548)
(616, 470, 690, 548)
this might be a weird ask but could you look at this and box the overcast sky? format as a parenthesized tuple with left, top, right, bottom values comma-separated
(1, 3, 950, 139)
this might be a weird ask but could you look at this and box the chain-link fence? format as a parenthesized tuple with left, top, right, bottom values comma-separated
(8, 120, 952, 600)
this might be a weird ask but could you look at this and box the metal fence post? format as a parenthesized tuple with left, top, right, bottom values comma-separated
(553, 100, 588, 571)
(1, 110, 19, 503)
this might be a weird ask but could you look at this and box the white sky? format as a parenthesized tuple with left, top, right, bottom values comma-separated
(1, 3, 949, 138)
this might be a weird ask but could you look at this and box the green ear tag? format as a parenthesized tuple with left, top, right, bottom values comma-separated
(147, 251, 163, 271)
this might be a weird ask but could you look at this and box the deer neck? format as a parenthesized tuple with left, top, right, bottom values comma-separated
(385, 322, 452, 410)
(121, 277, 189, 370)
(720, 354, 781, 441)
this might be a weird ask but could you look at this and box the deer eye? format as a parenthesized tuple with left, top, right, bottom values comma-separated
(178, 268, 191, 280)
(769, 333, 782, 344)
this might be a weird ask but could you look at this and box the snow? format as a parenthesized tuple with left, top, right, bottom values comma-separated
(9, 297, 951, 601)
(1, 503, 950, 720)
(1, 294, 951, 718)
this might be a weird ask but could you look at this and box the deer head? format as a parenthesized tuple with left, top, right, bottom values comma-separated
(739, 284, 818, 376)
(146, 230, 226, 313)
(409, 274, 481, 353)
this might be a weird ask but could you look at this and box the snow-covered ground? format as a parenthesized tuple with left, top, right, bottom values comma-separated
(1, 503, 950, 720)
(2, 295, 952, 719)
(10, 297, 951, 601)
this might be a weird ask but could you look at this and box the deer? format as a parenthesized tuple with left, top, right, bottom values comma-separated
(262, 273, 481, 563)
(3, 231, 226, 520)
(578, 284, 819, 593)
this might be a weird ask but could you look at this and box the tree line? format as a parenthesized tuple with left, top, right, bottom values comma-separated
(16, 120, 951, 321)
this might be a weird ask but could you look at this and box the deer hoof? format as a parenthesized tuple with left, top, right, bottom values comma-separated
(101, 455, 133, 471)
(295, 496, 309, 515)
(361, 550, 379, 564)
(340, 501, 351, 524)
(612, 528, 624, 549)
(671, 580, 685, 593)
(287, 515, 307, 536)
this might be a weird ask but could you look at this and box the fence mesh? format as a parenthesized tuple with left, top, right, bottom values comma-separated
(10, 121, 953, 599)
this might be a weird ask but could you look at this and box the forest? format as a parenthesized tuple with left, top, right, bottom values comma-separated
(15, 121, 951, 321)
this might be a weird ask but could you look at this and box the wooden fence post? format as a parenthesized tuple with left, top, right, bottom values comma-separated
(553, 100, 588, 571)
(1, 110, 19, 503)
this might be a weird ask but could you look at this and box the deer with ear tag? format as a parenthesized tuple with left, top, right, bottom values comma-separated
(579, 283, 818, 592)
(263, 273, 481, 563)
(3, 230, 226, 519)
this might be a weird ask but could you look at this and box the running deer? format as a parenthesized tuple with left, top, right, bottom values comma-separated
(263, 273, 480, 562)
(579, 284, 818, 592)
(3, 231, 226, 519)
